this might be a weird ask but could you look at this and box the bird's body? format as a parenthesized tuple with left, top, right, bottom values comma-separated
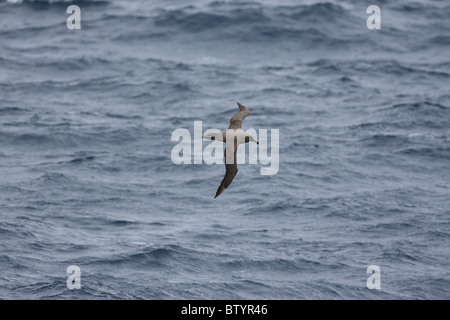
(203, 102, 258, 198)
(205, 128, 251, 143)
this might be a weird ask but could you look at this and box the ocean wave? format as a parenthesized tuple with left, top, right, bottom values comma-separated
(35, 172, 75, 185)
(0, 22, 62, 38)
(359, 134, 410, 148)
(391, 101, 448, 111)
(150, 2, 356, 44)
(397, 146, 450, 160)
(274, 2, 347, 21)
(42, 56, 113, 71)
(105, 113, 143, 120)
(0, 123, 152, 148)
(348, 100, 450, 134)
(0, 107, 30, 115)
(220, 257, 329, 272)
(307, 59, 450, 79)
(0, 131, 58, 146)
(89, 245, 195, 269)
(383, 101, 450, 128)
(68, 155, 96, 164)
(4, 0, 109, 6)
(382, 248, 421, 264)
(393, 2, 450, 19)
(154, 6, 269, 32)
(0, 222, 38, 240)
(429, 35, 450, 46)
(243, 200, 303, 215)
(113, 31, 172, 42)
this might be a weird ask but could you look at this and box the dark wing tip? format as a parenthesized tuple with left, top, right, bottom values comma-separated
(236, 101, 248, 111)
(214, 182, 226, 198)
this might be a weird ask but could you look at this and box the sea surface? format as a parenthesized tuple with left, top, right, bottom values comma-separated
(0, 0, 449, 299)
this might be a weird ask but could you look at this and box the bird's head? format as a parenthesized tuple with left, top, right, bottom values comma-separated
(245, 135, 259, 144)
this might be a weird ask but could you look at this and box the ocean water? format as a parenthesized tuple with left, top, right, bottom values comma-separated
(0, 0, 449, 300)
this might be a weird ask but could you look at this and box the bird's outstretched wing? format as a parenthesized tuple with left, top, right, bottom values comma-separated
(214, 141, 239, 198)
(228, 102, 250, 130)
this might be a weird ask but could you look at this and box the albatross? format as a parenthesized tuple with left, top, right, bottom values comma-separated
(203, 102, 259, 198)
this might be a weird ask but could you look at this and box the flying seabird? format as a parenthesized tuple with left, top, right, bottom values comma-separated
(203, 102, 258, 198)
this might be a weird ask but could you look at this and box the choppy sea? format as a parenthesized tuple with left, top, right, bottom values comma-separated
(0, 0, 449, 299)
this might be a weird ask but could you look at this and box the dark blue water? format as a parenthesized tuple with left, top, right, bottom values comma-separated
(0, 0, 449, 299)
